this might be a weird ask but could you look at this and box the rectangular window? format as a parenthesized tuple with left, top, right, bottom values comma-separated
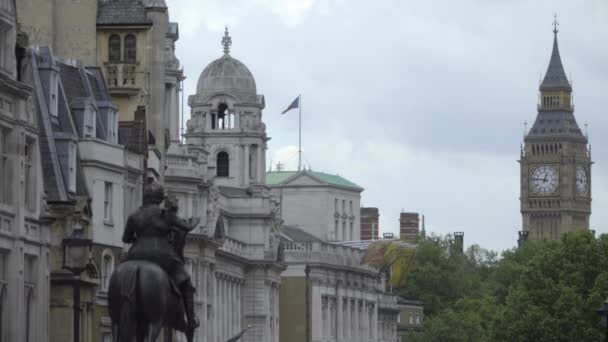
(104, 182, 113, 224)
(342, 200, 345, 213)
(49, 73, 58, 117)
(83, 108, 96, 138)
(107, 110, 117, 143)
(24, 137, 36, 211)
(334, 198, 338, 212)
(68, 143, 76, 193)
(343, 221, 347, 240)
(349, 200, 353, 215)
(0, 128, 9, 204)
(350, 222, 354, 240)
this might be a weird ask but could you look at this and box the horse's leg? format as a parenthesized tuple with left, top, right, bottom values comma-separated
(186, 327, 194, 342)
(164, 328, 173, 342)
(146, 321, 163, 342)
(111, 324, 119, 342)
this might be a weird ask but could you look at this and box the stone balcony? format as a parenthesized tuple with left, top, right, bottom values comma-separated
(78, 139, 143, 171)
(104, 63, 139, 96)
(166, 153, 202, 181)
(283, 241, 376, 273)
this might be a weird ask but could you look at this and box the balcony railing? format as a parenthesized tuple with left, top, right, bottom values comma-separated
(105, 63, 139, 95)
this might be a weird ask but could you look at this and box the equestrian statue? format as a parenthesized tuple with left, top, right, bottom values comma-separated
(108, 182, 200, 342)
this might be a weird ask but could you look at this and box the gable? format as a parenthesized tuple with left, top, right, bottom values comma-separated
(283, 174, 325, 187)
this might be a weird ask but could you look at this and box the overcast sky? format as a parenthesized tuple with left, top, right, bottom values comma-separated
(165, 0, 608, 252)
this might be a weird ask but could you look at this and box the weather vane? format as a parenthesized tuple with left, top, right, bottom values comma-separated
(222, 26, 232, 54)
(552, 13, 559, 34)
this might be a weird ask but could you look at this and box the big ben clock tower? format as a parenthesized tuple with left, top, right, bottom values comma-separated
(520, 20, 591, 241)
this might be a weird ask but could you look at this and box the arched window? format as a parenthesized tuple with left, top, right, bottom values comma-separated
(108, 35, 121, 63)
(124, 34, 137, 64)
(101, 251, 114, 291)
(216, 152, 229, 177)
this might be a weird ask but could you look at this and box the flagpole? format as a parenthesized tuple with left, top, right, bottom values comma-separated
(298, 94, 302, 171)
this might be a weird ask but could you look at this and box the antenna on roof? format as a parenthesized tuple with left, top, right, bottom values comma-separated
(276, 162, 284, 172)
(523, 121, 528, 138)
(584, 121, 589, 139)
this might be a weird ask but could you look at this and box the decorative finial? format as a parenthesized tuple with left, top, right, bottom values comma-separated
(524, 121, 528, 138)
(222, 26, 232, 55)
(552, 13, 559, 35)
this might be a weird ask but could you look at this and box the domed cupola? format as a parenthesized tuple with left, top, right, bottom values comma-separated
(195, 27, 257, 103)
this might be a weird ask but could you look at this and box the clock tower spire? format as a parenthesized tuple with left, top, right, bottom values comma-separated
(519, 19, 591, 241)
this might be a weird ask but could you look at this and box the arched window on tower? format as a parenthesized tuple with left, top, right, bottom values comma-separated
(124, 34, 137, 64)
(109, 34, 121, 63)
(217, 151, 229, 177)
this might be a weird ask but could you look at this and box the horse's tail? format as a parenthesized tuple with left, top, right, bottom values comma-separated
(118, 265, 140, 342)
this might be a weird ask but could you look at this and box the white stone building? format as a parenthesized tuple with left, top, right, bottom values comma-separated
(266, 170, 363, 241)
(164, 29, 284, 342)
(280, 226, 403, 342)
(0, 1, 50, 341)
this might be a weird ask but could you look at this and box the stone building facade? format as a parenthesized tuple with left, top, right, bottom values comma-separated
(266, 170, 363, 241)
(27, 45, 145, 342)
(519, 26, 591, 241)
(164, 29, 285, 342)
(0, 1, 50, 341)
(280, 226, 403, 342)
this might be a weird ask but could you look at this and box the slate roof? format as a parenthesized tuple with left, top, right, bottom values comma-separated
(526, 30, 586, 143)
(540, 31, 572, 92)
(60, 63, 87, 99)
(281, 225, 324, 243)
(266, 170, 363, 191)
(97, 0, 152, 26)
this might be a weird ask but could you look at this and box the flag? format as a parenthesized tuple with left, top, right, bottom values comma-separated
(281, 96, 300, 114)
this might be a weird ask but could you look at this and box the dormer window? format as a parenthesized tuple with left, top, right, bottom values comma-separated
(68, 142, 76, 193)
(83, 107, 96, 138)
(49, 72, 58, 117)
(107, 110, 117, 144)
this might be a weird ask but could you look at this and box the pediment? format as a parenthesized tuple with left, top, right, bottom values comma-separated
(283, 173, 326, 187)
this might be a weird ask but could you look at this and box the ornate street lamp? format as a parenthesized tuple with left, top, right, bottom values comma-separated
(62, 237, 93, 342)
(596, 290, 608, 342)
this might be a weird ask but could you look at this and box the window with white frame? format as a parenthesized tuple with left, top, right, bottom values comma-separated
(49, 72, 58, 117)
(0, 127, 9, 204)
(107, 110, 117, 144)
(101, 251, 114, 291)
(68, 143, 76, 193)
(104, 182, 113, 224)
(83, 107, 96, 138)
(24, 137, 36, 211)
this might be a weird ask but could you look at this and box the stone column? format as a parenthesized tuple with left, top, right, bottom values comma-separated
(371, 303, 377, 342)
(243, 144, 250, 187)
(256, 144, 262, 183)
(311, 283, 322, 342)
(337, 285, 343, 342)
(199, 262, 207, 342)
(344, 297, 350, 341)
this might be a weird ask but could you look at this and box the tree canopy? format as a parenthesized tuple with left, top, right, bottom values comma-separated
(398, 230, 608, 341)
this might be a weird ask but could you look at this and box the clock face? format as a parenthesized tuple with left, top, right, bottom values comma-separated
(576, 166, 589, 196)
(530, 165, 559, 195)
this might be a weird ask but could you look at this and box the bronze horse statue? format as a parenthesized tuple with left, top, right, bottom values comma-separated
(108, 260, 193, 342)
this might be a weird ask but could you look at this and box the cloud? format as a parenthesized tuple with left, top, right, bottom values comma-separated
(166, 0, 608, 252)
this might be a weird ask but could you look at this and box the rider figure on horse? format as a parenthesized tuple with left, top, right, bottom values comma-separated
(122, 182, 200, 330)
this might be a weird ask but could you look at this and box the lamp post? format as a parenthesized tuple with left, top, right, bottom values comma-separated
(596, 290, 608, 342)
(62, 237, 93, 342)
